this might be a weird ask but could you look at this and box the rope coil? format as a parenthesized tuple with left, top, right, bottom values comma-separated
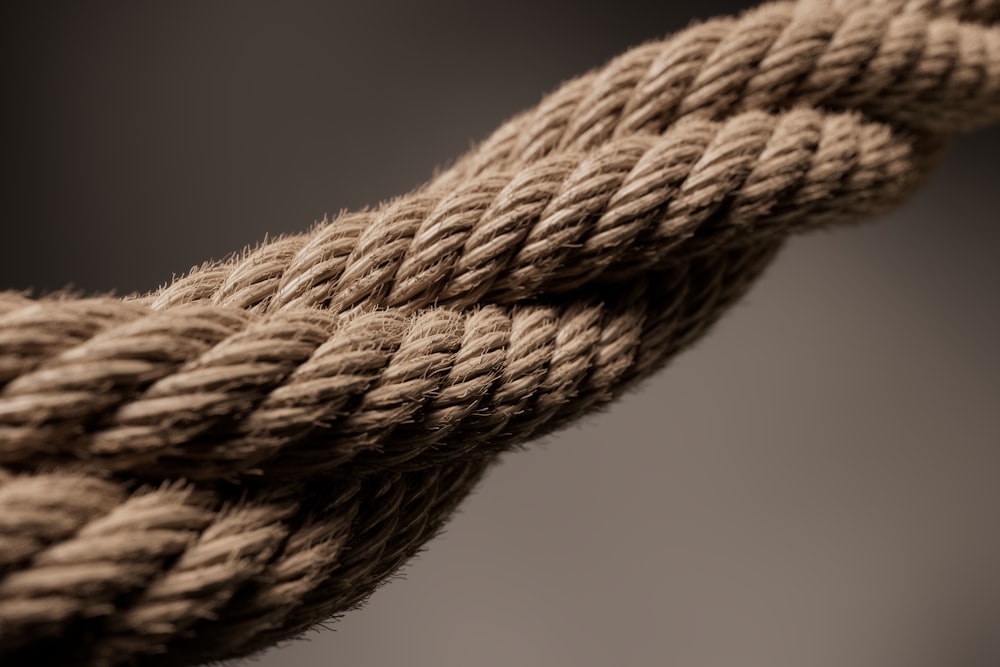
(1, 0, 998, 664)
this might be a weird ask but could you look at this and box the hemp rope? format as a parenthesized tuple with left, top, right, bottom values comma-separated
(0, 0, 998, 664)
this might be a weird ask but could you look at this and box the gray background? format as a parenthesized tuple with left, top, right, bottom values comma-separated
(3, 2, 998, 666)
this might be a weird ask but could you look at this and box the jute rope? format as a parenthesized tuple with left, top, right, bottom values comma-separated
(1, 0, 998, 664)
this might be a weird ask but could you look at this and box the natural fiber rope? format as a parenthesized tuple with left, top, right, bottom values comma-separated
(0, 108, 930, 481)
(1, 0, 998, 664)
(2, 245, 780, 665)
(1, 240, 779, 482)
(144, 0, 1000, 316)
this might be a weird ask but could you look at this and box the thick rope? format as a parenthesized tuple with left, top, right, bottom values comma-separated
(0, 108, 929, 480)
(198, 109, 920, 312)
(1, 0, 998, 665)
(1, 457, 491, 666)
(1, 241, 779, 481)
(146, 1, 1000, 315)
(0, 243, 780, 665)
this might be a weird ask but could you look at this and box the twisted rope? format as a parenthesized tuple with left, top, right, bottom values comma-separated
(1, 241, 777, 482)
(1, 0, 998, 664)
(144, 0, 1000, 316)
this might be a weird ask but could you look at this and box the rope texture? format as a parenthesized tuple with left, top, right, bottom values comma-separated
(1, 0, 998, 664)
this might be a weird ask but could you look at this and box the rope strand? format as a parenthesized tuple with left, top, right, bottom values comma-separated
(147, 3, 1000, 314)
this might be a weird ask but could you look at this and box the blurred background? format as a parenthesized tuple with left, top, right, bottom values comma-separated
(2, 2, 998, 666)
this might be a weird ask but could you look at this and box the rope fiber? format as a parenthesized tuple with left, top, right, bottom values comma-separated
(1, 0, 998, 664)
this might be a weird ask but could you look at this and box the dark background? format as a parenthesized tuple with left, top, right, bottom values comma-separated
(2, 2, 999, 666)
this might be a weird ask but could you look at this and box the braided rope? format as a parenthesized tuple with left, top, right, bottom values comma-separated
(1, 0, 998, 665)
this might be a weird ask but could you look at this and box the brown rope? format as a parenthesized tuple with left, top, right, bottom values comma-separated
(143, 0, 1000, 316)
(1, 0, 998, 665)
(0, 109, 928, 481)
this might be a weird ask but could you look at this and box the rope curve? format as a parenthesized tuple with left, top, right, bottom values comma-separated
(1, 0, 998, 665)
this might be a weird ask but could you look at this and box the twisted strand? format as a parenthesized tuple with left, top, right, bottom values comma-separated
(0, 298, 150, 389)
(0, 235, 779, 481)
(444, 2, 999, 184)
(0, 481, 217, 652)
(0, 235, 781, 665)
(0, 471, 126, 573)
(144, 108, 919, 320)
(0, 455, 492, 667)
(98, 501, 296, 661)
(148, 4, 1000, 313)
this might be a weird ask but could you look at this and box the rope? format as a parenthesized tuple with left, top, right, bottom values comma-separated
(1, 0, 997, 664)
